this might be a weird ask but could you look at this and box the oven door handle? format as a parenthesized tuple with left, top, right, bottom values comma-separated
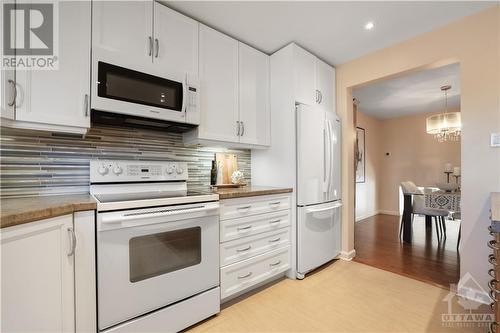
(100, 204, 219, 226)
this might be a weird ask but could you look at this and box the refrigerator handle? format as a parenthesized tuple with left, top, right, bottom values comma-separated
(324, 119, 331, 194)
(326, 120, 334, 195)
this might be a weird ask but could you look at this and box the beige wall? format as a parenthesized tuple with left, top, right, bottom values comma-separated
(355, 111, 382, 220)
(380, 110, 461, 214)
(337, 6, 500, 290)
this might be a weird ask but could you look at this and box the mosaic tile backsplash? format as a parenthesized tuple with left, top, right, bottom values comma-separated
(0, 125, 251, 198)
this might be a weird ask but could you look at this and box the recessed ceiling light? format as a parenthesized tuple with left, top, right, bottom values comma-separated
(365, 22, 375, 30)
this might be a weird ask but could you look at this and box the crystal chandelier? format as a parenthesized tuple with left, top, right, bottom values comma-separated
(426, 85, 461, 142)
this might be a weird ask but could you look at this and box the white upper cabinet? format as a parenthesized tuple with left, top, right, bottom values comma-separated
(197, 24, 240, 143)
(92, 0, 153, 65)
(315, 58, 335, 113)
(14, 1, 91, 131)
(293, 45, 317, 106)
(290, 44, 336, 113)
(239, 43, 270, 146)
(153, 3, 199, 76)
(0, 3, 14, 121)
(1, 215, 75, 333)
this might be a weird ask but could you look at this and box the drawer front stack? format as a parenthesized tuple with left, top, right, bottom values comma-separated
(219, 194, 292, 300)
(489, 225, 500, 333)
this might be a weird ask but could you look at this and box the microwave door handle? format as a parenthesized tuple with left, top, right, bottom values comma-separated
(181, 74, 188, 116)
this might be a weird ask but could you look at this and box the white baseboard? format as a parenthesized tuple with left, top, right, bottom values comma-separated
(355, 210, 400, 222)
(378, 210, 400, 216)
(338, 249, 356, 261)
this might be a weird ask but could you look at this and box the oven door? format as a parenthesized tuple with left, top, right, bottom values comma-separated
(97, 202, 219, 330)
(91, 50, 192, 124)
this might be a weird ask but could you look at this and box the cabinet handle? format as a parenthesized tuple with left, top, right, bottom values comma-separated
(269, 219, 281, 224)
(7, 79, 16, 107)
(83, 94, 89, 117)
(236, 245, 252, 252)
(148, 36, 153, 56)
(269, 260, 281, 267)
(318, 91, 323, 104)
(237, 272, 252, 279)
(236, 121, 240, 136)
(315, 89, 319, 103)
(269, 201, 281, 207)
(268, 237, 281, 243)
(241, 121, 245, 136)
(67, 227, 76, 257)
(154, 38, 159, 58)
(237, 225, 252, 231)
(237, 205, 252, 211)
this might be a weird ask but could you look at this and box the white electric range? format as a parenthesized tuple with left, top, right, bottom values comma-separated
(90, 160, 220, 333)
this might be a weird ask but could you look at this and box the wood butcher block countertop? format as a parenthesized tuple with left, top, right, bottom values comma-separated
(1, 194, 97, 229)
(211, 185, 293, 200)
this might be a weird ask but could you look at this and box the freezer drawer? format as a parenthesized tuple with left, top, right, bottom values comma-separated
(297, 201, 342, 276)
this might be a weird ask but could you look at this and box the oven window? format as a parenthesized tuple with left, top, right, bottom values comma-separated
(98, 62, 183, 111)
(129, 227, 201, 283)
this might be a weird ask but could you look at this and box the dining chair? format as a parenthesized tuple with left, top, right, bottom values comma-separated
(400, 181, 449, 240)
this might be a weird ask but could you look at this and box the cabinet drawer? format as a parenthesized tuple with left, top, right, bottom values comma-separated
(220, 228, 290, 267)
(220, 194, 291, 221)
(220, 246, 290, 300)
(220, 210, 291, 243)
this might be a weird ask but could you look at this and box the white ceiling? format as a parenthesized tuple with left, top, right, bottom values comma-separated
(164, 1, 495, 66)
(353, 63, 460, 119)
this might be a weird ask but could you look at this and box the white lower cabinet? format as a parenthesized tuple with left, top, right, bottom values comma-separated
(219, 193, 292, 301)
(0, 211, 96, 333)
(220, 246, 290, 299)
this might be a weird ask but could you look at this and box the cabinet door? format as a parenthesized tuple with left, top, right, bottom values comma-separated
(239, 43, 270, 146)
(0, 3, 15, 120)
(1, 215, 75, 333)
(153, 2, 198, 76)
(92, 0, 153, 65)
(15, 1, 91, 129)
(316, 58, 335, 113)
(293, 44, 316, 106)
(198, 24, 239, 142)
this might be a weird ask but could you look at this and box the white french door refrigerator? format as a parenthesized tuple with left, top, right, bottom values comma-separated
(296, 104, 342, 279)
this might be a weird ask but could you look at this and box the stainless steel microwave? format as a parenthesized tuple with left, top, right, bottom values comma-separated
(91, 61, 200, 125)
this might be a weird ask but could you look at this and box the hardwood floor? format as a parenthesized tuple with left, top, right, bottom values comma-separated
(354, 214, 460, 289)
(187, 260, 487, 333)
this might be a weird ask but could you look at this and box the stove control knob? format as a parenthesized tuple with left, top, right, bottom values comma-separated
(113, 166, 123, 175)
(176, 167, 184, 174)
(166, 167, 174, 175)
(98, 165, 109, 175)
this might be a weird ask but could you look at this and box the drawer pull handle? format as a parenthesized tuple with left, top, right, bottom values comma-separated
(488, 240, 500, 251)
(269, 237, 281, 243)
(489, 254, 498, 266)
(269, 260, 282, 267)
(237, 245, 252, 252)
(269, 219, 281, 224)
(237, 205, 252, 211)
(269, 202, 281, 207)
(237, 272, 252, 279)
(237, 225, 252, 231)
